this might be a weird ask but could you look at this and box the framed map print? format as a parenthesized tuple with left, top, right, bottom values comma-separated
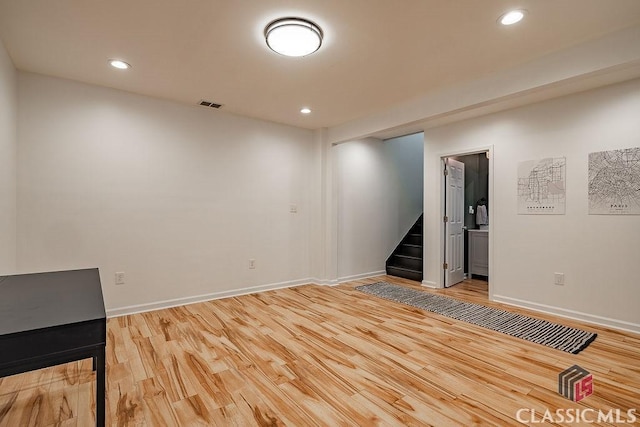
(588, 147, 640, 215)
(517, 157, 566, 215)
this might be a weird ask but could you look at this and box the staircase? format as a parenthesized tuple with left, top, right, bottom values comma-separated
(385, 214, 423, 282)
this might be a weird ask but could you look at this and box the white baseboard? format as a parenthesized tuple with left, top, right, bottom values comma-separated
(421, 280, 438, 289)
(107, 277, 315, 318)
(309, 277, 339, 286)
(493, 294, 640, 335)
(337, 270, 386, 284)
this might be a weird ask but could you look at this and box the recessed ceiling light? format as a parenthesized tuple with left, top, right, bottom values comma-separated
(108, 59, 131, 70)
(499, 10, 526, 26)
(300, 107, 312, 114)
(265, 18, 323, 57)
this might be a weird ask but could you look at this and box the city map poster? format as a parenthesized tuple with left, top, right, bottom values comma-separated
(588, 147, 640, 215)
(517, 157, 566, 215)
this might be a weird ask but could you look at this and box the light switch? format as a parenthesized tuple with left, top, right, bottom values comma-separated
(115, 272, 125, 285)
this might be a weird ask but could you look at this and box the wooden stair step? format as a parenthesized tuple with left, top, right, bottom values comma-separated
(386, 266, 423, 282)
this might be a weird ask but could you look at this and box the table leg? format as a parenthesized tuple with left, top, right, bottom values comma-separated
(96, 345, 106, 427)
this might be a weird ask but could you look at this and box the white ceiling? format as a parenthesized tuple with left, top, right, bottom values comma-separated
(1, 0, 640, 130)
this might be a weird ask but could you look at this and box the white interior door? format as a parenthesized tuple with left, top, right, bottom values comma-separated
(445, 158, 465, 287)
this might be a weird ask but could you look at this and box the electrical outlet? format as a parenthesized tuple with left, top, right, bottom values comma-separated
(249, 259, 256, 269)
(554, 272, 564, 286)
(115, 272, 125, 285)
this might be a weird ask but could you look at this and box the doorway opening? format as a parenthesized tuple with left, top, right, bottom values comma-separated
(442, 150, 490, 292)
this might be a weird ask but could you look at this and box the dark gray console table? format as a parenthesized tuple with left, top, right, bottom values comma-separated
(0, 268, 106, 426)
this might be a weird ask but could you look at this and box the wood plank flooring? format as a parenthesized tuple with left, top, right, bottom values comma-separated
(1, 275, 639, 426)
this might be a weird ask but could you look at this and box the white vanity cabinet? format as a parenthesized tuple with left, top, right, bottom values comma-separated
(468, 229, 488, 277)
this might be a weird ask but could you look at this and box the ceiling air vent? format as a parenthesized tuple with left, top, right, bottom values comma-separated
(199, 100, 223, 109)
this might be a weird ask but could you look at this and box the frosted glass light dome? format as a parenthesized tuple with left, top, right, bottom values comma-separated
(265, 18, 323, 57)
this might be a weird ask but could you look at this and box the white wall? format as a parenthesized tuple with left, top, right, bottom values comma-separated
(0, 40, 17, 274)
(385, 133, 424, 236)
(335, 138, 395, 279)
(424, 78, 640, 330)
(335, 135, 423, 280)
(17, 73, 317, 313)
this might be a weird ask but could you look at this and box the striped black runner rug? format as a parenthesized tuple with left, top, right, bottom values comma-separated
(355, 282, 597, 354)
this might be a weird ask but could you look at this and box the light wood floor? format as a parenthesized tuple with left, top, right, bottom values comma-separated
(1, 275, 639, 426)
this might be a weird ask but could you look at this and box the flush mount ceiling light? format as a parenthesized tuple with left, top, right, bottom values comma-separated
(300, 107, 312, 114)
(108, 59, 131, 70)
(499, 10, 526, 25)
(265, 17, 323, 57)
